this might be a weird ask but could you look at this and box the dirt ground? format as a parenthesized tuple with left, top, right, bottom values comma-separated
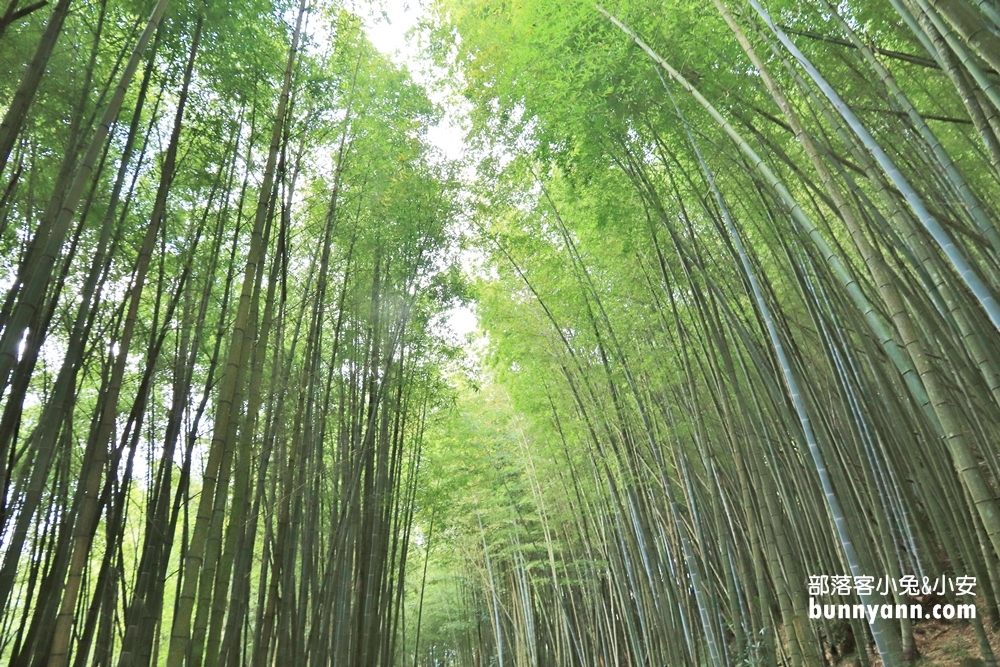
(839, 618, 1000, 666)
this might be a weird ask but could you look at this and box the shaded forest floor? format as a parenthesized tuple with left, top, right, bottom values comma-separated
(830, 620, 1000, 666)
(910, 621, 1000, 666)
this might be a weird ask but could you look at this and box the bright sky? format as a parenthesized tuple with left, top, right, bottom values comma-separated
(357, 0, 468, 162)
(358, 0, 480, 342)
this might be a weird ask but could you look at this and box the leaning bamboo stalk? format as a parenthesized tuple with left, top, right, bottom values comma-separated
(640, 33, 898, 661)
(821, 0, 1000, 254)
(46, 17, 203, 667)
(0, 0, 172, 395)
(0, 0, 72, 179)
(746, 0, 1000, 333)
(924, 0, 1000, 77)
(165, 2, 306, 664)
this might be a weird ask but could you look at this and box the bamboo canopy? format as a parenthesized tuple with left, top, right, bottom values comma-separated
(1, 0, 1000, 665)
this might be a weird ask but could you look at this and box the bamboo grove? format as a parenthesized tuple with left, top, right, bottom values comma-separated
(404, 0, 1000, 665)
(7, 0, 1000, 665)
(0, 0, 465, 665)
